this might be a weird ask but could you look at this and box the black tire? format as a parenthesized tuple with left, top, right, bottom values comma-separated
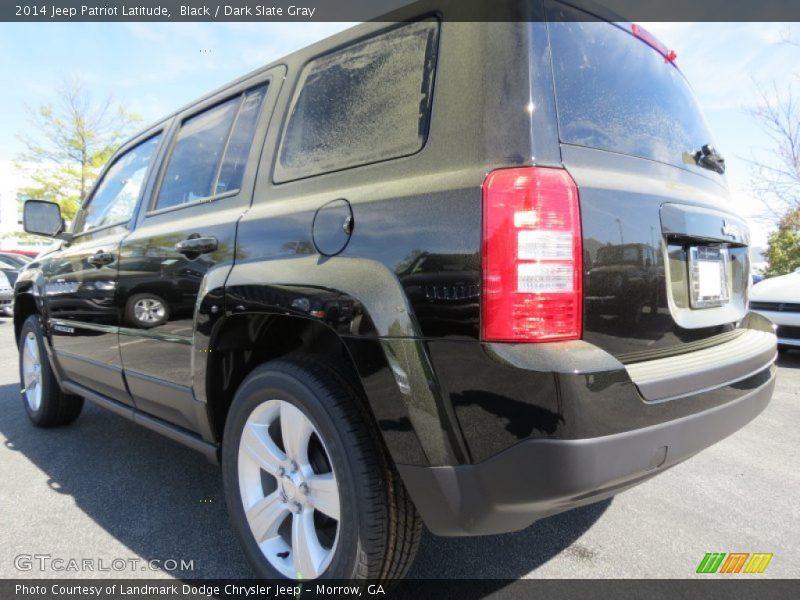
(125, 293, 169, 328)
(18, 315, 83, 427)
(222, 356, 421, 581)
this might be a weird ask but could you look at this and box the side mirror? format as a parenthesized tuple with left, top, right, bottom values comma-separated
(23, 200, 71, 241)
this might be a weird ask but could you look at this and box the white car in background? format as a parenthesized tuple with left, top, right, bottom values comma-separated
(750, 269, 800, 351)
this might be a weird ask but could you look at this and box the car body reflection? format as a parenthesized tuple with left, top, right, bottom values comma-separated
(118, 256, 206, 329)
(399, 252, 480, 338)
(586, 243, 662, 319)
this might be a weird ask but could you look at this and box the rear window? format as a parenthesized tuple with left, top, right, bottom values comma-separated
(275, 19, 439, 182)
(547, 3, 716, 170)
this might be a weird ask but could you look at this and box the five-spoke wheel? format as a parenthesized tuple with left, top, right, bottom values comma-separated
(21, 331, 43, 412)
(125, 293, 169, 328)
(133, 297, 167, 324)
(18, 315, 83, 427)
(238, 399, 340, 579)
(222, 358, 421, 581)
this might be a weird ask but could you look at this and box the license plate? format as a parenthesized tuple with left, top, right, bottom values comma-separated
(689, 246, 729, 309)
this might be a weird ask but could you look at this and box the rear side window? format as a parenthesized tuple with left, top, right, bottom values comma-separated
(217, 86, 268, 193)
(275, 19, 439, 182)
(547, 3, 716, 169)
(155, 85, 267, 211)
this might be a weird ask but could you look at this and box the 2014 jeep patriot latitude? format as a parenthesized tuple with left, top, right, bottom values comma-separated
(15, 1, 777, 581)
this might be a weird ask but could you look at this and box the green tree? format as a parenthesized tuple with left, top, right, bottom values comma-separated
(15, 77, 140, 220)
(765, 207, 800, 276)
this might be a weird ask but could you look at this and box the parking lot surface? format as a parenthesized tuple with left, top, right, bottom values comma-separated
(0, 319, 797, 580)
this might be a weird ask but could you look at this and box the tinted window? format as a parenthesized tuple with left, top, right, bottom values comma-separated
(156, 85, 266, 210)
(156, 98, 239, 210)
(217, 87, 267, 193)
(276, 20, 439, 182)
(548, 4, 716, 169)
(82, 134, 161, 232)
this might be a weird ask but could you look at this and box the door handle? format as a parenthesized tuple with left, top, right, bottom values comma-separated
(175, 236, 218, 256)
(87, 251, 115, 267)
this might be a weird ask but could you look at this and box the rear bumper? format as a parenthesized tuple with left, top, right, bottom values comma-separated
(399, 363, 775, 536)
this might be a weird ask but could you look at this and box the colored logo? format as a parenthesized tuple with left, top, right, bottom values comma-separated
(696, 552, 773, 574)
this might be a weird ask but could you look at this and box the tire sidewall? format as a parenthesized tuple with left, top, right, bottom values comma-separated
(18, 315, 54, 422)
(222, 365, 367, 580)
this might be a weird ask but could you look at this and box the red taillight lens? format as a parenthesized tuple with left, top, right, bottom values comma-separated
(481, 167, 582, 342)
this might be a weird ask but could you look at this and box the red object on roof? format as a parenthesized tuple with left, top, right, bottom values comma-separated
(631, 23, 678, 65)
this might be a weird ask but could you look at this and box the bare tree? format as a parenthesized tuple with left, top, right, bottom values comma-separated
(749, 82, 800, 220)
(747, 33, 800, 274)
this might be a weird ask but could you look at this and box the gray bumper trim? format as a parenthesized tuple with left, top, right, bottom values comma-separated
(625, 329, 777, 402)
(398, 366, 775, 537)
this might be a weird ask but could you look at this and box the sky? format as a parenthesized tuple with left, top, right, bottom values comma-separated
(643, 21, 800, 248)
(0, 20, 797, 247)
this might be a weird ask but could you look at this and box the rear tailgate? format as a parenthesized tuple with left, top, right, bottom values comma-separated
(546, 2, 751, 362)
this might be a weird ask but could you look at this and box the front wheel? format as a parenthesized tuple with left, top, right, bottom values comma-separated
(18, 315, 83, 427)
(222, 357, 421, 580)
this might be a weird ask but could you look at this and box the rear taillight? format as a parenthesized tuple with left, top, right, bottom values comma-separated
(481, 167, 582, 342)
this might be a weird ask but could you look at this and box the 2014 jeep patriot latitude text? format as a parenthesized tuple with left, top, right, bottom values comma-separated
(15, 1, 777, 581)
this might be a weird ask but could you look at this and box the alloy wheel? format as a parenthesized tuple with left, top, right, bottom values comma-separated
(133, 297, 166, 324)
(237, 399, 340, 579)
(21, 331, 42, 412)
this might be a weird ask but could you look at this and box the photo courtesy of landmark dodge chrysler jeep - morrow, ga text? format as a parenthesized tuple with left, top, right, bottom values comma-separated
(14, 0, 777, 581)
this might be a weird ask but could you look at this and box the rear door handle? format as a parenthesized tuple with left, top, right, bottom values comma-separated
(88, 251, 115, 267)
(175, 236, 218, 256)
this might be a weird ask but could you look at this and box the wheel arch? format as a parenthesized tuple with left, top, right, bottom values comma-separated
(13, 267, 49, 343)
(201, 312, 364, 440)
(198, 308, 464, 468)
(13, 286, 71, 396)
(194, 255, 470, 467)
(14, 292, 38, 344)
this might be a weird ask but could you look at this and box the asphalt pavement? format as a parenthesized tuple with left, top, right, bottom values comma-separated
(0, 318, 797, 580)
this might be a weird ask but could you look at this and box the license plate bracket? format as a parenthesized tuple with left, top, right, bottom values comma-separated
(689, 246, 729, 309)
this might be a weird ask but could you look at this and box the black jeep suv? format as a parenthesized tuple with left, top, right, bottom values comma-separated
(15, 1, 776, 581)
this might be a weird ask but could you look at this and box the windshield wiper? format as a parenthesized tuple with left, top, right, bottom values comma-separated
(691, 144, 726, 174)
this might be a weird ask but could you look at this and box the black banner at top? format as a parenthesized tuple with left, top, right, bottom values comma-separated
(3, 0, 800, 22)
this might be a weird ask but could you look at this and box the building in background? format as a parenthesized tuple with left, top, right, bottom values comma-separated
(0, 160, 56, 256)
